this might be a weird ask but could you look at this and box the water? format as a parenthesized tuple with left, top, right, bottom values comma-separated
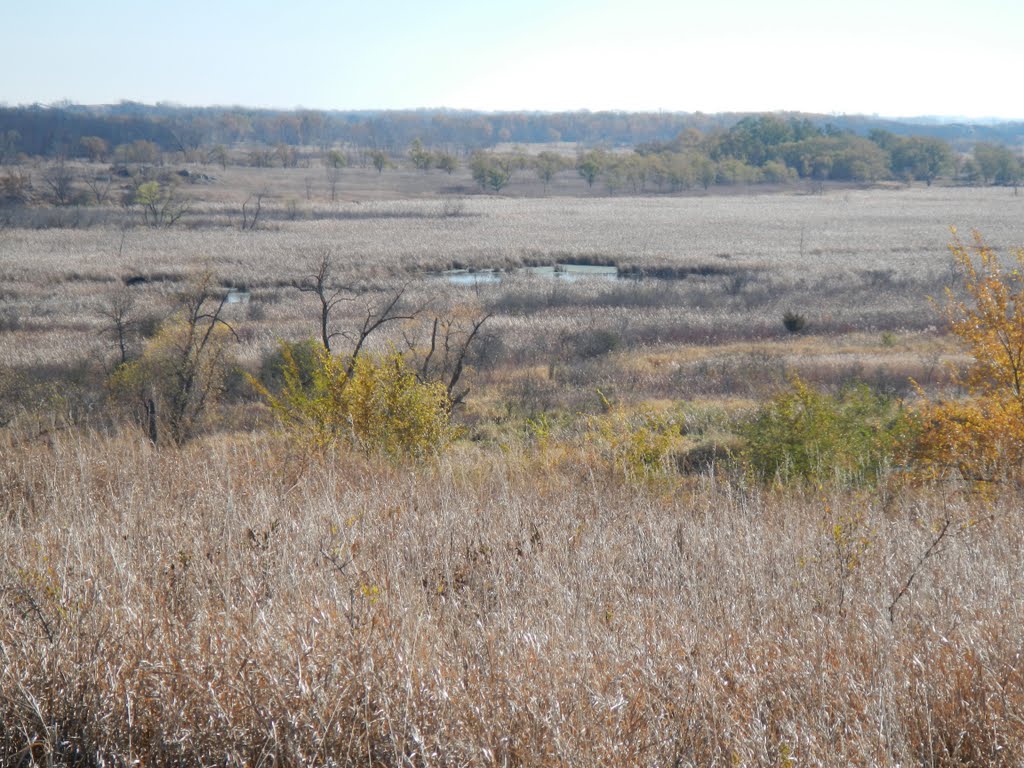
(434, 264, 620, 285)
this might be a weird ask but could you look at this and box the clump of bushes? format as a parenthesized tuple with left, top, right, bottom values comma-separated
(588, 391, 683, 479)
(255, 342, 455, 458)
(740, 377, 913, 486)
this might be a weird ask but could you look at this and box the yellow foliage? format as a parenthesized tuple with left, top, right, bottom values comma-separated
(913, 230, 1024, 482)
(254, 343, 455, 458)
(588, 392, 682, 479)
(109, 314, 235, 444)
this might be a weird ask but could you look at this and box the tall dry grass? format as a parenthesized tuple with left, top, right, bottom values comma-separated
(1, 429, 1021, 766)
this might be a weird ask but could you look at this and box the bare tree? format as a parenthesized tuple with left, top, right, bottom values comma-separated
(295, 250, 421, 368)
(416, 312, 492, 407)
(98, 287, 137, 366)
(83, 173, 113, 205)
(294, 250, 351, 352)
(241, 190, 266, 231)
(42, 159, 75, 206)
(325, 165, 342, 202)
(134, 181, 191, 227)
(340, 283, 419, 375)
(151, 273, 239, 444)
(79, 136, 108, 163)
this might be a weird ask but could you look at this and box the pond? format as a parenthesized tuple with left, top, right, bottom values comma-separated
(434, 263, 621, 285)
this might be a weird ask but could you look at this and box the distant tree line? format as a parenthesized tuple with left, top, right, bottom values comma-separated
(1, 106, 1021, 213)
(462, 116, 1022, 194)
(1, 103, 1022, 161)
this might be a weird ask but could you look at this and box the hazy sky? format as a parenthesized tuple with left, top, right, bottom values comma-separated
(3, 0, 1021, 118)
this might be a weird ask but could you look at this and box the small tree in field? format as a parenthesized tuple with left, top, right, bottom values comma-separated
(913, 230, 1024, 483)
(110, 273, 237, 445)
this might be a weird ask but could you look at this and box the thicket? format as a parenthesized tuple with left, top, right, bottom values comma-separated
(739, 378, 912, 486)
(253, 343, 455, 458)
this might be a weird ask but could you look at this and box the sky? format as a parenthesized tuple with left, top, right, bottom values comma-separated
(2, 0, 1021, 119)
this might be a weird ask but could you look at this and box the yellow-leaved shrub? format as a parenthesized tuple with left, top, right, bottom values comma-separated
(254, 343, 455, 458)
(913, 230, 1024, 483)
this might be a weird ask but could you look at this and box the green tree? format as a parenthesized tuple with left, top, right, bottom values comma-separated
(891, 136, 953, 186)
(533, 151, 567, 192)
(693, 155, 717, 190)
(973, 143, 1021, 186)
(469, 152, 515, 193)
(326, 149, 347, 169)
(576, 149, 606, 188)
(369, 149, 393, 174)
(409, 138, 434, 171)
(434, 151, 458, 174)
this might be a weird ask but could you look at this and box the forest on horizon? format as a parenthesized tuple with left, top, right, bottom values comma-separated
(2, 102, 1023, 158)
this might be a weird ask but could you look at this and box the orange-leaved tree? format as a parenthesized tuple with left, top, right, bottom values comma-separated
(914, 229, 1024, 483)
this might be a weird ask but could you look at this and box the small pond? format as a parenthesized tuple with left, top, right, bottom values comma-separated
(434, 263, 621, 285)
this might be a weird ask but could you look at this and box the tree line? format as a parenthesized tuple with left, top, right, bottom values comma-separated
(2, 103, 1022, 160)
(465, 115, 1021, 193)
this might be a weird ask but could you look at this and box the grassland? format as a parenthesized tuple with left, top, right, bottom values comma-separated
(1, 171, 1023, 765)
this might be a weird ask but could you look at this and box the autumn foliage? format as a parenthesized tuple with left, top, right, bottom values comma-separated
(253, 343, 455, 458)
(914, 230, 1024, 483)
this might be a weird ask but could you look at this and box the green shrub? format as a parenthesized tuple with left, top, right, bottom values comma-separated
(739, 377, 912, 485)
(257, 338, 323, 395)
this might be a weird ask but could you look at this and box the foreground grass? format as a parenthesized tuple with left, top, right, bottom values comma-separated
(1, 429, 1021, 766)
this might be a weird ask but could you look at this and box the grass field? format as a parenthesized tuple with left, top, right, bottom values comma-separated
(1, 173, 1023, 765)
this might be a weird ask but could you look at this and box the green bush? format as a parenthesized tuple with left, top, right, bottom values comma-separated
(739, 377, 912, 486)
(257, 338, 323, 395)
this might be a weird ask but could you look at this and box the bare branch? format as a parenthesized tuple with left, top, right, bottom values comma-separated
(293, 250, 352, 352)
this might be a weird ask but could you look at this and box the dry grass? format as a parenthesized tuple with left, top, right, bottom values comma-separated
(1, 430, 1022, 766)
(3, 177, 1024, 764)
(2, 185, 1020, 379)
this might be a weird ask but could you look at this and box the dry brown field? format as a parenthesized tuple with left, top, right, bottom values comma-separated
(1, 170, 1023, 765)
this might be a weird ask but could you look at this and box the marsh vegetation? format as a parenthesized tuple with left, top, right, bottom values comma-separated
(1, 115, 1023, 765)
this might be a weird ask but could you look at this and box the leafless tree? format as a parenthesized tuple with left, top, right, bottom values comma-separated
(135, 181, 191, 227)
(83, 173, 113, 205)
(325, 165, 342, 202)
(416, 312, 492, 407)
(157, 273, 240, 444)
(340, 283, 419, 375)
(0, 170, 32, 205)
(294, 250, 351, 352)
(42, 160, 75, 206)
(241, 190, 266, 231)
(295, 250, 421, 367)
(98, 287, 137, 366)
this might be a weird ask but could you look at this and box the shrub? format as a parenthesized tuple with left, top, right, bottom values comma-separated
(740, 377, 912, 486)
(107, 273, 237, 444)
(257, 338, 323, 396)
(782, 311, 807, 334)
(109, 317, 235, 444)
(913, 230, 1024, 483)
(589, 391, 683, 479)
(256, 345, 455, 458)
